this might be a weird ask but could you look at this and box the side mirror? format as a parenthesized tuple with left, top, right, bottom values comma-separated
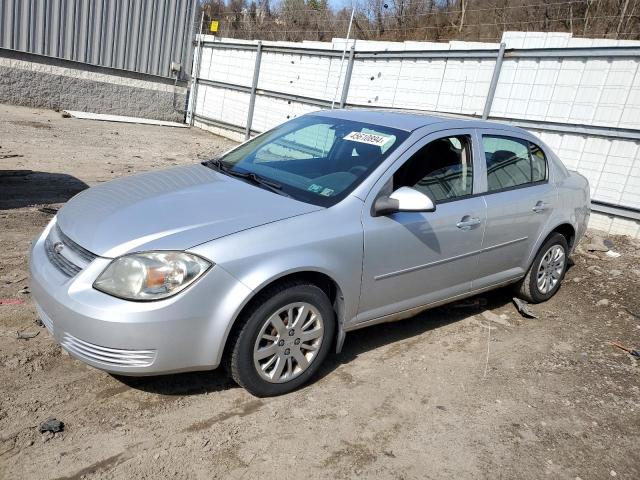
(373, 186, 436, 217)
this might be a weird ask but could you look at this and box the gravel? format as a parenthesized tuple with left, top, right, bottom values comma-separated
(1, 105, 639, 480)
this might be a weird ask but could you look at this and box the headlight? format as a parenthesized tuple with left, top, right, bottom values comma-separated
(93, 251, 211, 301)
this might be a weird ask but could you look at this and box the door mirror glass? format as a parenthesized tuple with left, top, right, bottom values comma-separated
(373, 186, 436, 216)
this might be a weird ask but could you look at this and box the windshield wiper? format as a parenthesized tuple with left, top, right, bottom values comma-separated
(202, 159, 291, 198)
(230, 170, 292, 198)
(202, 158, 232, 172)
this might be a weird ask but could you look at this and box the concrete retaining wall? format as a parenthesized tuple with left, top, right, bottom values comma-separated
(0, 51, 187, 122)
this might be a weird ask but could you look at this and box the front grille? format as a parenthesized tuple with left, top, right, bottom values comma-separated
(55, 226, 96, 263)
(45, 234, 82, 276)
(60, 332, 156, 368)
(44, 224, 97, 277)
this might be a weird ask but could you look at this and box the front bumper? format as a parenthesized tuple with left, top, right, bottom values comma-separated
(29, 222, 253, 375)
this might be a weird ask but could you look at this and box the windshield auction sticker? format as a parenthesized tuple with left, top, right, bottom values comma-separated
(343, 131, 392, 146)
(308, 184, 335, 196)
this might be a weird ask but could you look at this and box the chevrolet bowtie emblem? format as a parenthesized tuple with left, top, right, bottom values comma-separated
(53, 241, 64, 254)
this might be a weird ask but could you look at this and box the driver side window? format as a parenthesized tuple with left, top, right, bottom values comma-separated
(393, 135, 473, 203)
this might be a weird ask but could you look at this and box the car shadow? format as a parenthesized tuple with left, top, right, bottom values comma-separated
(0, 170, 88, 210)
(389, 211, 442, 254)
(115, 287, 517, 397)
(315, 287, 516, 382)
(113, 369, 235, 396)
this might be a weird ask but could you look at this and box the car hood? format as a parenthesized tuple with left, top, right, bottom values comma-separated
(56, 164, 322, 258)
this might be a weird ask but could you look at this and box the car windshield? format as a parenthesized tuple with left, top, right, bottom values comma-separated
(208, 115, 409, 207)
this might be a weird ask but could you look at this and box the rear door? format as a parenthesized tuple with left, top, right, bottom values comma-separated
(473, 130, 556, 289)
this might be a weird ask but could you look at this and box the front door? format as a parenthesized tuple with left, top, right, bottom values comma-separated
(356, 131, 486, 324)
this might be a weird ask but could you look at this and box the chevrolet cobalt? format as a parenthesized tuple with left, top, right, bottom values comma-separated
(30, 110, 590, 396)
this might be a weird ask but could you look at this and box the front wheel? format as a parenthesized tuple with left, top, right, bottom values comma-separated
(227, 281, 335, 397)
(516, 233, 569, 303)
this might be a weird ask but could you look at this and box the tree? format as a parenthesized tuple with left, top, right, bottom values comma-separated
(195, 0, 640, 42)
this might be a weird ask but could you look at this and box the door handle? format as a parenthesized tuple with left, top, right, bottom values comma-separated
(532, 201, 549, 213)
(456, 217, 481, 230)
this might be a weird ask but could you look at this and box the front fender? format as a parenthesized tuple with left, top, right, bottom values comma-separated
(188, 198, 365, 363)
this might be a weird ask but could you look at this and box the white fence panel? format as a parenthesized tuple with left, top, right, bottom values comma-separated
(199, 47, 256, 87)
(493, 57, 640, 129)
(189, 32, 640, 238)
(251, 96, 319, 133)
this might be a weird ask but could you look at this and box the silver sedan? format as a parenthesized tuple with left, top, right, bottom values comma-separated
(30, 110, 590, 396)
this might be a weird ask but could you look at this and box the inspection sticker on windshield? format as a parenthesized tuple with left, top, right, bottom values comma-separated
(343, 131, 392, 146)
(308, 184, 334, 196)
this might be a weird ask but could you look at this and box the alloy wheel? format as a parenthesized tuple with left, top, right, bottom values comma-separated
(536, 245, 565, 294)
(253, 302, 324, 383)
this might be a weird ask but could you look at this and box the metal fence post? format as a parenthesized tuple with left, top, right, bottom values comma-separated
(339, 45, 356, 109)
(245, 41, 263, 140)
(187, 12, 204, 126)
(482, 42, 506, 120)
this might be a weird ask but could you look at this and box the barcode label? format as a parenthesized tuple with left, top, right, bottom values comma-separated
(343, 131, 392, 147)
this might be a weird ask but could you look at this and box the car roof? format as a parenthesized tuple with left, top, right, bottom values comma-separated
(310, 108, 529, 136)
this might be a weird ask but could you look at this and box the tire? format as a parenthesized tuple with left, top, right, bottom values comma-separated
(516, 232, 569, 303)
(227, 281, 335, 397)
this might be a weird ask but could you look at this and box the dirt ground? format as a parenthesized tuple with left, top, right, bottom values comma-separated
(1, 104, 639, 480)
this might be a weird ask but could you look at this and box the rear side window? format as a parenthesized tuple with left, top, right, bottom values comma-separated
(483, 135, 547, 192)
(529, 142, 547, 182)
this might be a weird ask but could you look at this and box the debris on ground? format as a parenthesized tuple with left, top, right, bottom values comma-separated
(610, 341, 640, 359)
(605, 250, 622, 258)
(596, 299, 610, 307)
(626, 308, 639, 320)
(17, 286, 30, 295)
(576, 245, 600, 260)
(34, 317, 44, 327)
(512, 297, 538, 318)
(480, 310, 511, 326)
(38, 418, 64, 434)
(0, 298, 26, 305)
(16, 330, 39, 340)
(63, 110, 189, 128)
(38, 206, 58, 215)
(585, 235, 609, 252)
(587, 265, 603, 275)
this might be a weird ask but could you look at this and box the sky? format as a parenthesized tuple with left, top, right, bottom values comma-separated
(328, 0, 356, 10)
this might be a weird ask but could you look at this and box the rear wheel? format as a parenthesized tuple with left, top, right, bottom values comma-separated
(516, 233, 569, 303)
(227, 281, 335, 397)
